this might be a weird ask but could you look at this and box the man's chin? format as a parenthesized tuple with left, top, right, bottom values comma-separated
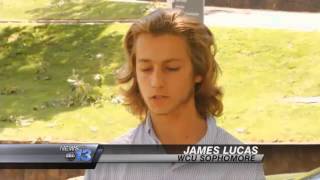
(149, 108, 172, 116)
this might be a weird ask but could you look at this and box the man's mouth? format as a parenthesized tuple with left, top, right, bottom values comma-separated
(150, 95, 168, 99)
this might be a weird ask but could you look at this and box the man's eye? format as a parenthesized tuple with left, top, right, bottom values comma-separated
(167, 67, 180, 71)
(140, 68, 152, 72)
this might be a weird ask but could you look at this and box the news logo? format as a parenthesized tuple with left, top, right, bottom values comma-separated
(75, 148, 92, 161)
(65, 152, 76, 161)
(61, 145, 92, 161)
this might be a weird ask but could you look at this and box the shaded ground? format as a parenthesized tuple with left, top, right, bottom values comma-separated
(0, 23, 139, 142)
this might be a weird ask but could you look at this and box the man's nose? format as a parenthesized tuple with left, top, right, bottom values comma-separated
(150, 68, 164, 88)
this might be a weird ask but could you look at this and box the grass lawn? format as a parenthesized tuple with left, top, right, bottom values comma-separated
(214, 28, 320, 142)
(0, 23, 319, 143)
(0, 0, 152, 20)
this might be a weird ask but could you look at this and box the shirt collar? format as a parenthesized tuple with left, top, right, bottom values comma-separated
(144, 112, 161, 144)
(197, 115, 218, 144)
(144, 113, 218, 145)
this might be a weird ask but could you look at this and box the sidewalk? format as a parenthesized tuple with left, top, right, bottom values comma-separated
(204, 6, 320, 31)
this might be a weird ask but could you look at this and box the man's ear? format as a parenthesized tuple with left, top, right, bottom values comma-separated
(195, 75, 202, 83)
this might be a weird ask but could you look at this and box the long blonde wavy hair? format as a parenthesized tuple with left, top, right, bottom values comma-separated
(116, 9, 223, 120)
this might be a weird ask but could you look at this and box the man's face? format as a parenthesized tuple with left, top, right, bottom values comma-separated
(135, 33, 202, 115)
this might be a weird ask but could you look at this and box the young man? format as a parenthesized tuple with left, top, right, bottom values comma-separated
(85, 9, 265, 180)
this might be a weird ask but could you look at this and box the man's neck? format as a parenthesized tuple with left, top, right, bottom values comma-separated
(150, 101, 207, 144)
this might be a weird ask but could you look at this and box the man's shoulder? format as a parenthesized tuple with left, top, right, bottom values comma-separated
(215, 126, 243, 144)
(110, 128, 138, 144)
(206, 116, 242, 144)
(110, 124, 144, 144)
